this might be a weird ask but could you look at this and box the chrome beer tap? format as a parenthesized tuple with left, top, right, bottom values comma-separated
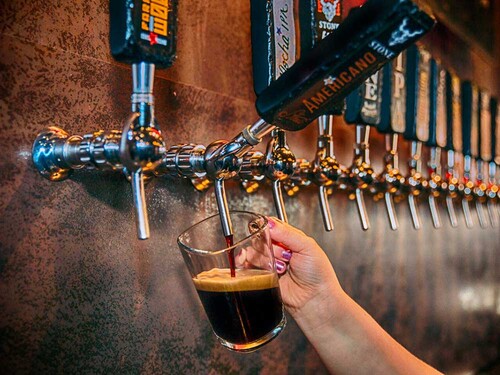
(441, 70, 464, 227)
(401, 45, 433, 230)
(375, 54, 408, 230)
(344, 70, 384, 230)
(460, 81, 482, 228)
(33, 0, 178, 240)
(264, 129, 296, 222)
(310, 115, 346, 231)
(427, 59, 456, 227)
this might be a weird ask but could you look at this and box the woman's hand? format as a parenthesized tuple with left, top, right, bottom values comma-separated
(267, 217, 344, 318)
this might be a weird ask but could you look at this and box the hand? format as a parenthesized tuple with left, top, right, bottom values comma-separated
(267, 217, 344, 318)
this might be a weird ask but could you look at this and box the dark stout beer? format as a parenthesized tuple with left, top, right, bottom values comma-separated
(194, 268, 283, 345)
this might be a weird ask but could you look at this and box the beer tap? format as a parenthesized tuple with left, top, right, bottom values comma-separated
(462, 81, 487, 229)
(376, 53, 408, 230)
(344, 70, 384, 231)
(299, 0, 345, 231)
(402, 45, 432, 230)
(486, 98, 500, 226)
(32, 0, 434, 240)
(207, 0, 433, 235)
(446, 72, 474, 228)
(427, 59, 457, 227)
(33, 0, 178, 240)
(461, 81, 484, 228)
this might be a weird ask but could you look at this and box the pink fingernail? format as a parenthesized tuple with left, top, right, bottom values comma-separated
(268, 217, 276, 229)
(276, 259, 286, 273)
(282, 250, 292, 261)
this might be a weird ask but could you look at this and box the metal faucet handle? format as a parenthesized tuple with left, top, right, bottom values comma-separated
(120, 112, 165, 240)
(265, 129, 296, 222)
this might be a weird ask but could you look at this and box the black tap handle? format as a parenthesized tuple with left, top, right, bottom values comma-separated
(255, 0, 435, 131)
(378, 51, 407, 134)
(491, 97, 498, 162)
(110, 0, 178, 68)
(461, 81, 473, 157)
(300, 0, 344, 115)
(344, 68, 384, 126)
(426, 58, 438, 147)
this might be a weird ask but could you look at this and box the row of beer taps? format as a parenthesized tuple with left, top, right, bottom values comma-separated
(35, 0, 481, 240)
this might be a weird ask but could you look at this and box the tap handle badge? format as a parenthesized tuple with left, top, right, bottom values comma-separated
(110, 0, 178, 69)
(255, 0, 435, 132)
(378, 51, 407, 134)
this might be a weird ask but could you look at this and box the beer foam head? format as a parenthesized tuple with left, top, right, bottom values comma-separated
(193, 268, 279, 292)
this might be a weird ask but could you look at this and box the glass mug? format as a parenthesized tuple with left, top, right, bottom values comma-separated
(177, 211, 286, 352)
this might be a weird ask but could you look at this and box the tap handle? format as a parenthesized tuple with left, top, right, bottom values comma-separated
(479, 90, 492, 162)
(426, 57, 439, 147)
(300, 0, 345, 115)
(109, 0, 178, 68)
(250, 0, 301, 95)
(446, 71, 462, 152)
(490, 97, 498, 163)
(460, 81, 477, 157)
(433, 61, 448, 149)
(345, 68, 384, 126)
(319, 186, 334, 231)
(255, 0, 434, 131)
(404, 45, 431, 143)
(379, 51, 407, 134)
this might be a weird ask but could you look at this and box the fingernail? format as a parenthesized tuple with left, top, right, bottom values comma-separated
(282, 250, 292, 261)
(267, 217, 276, 229)
(276, 259, 286, 273)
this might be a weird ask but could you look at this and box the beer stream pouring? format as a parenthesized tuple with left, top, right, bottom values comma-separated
(376, 53, 408, 230)
(32, 0, 434, 241)
(299, 0, 346, 231)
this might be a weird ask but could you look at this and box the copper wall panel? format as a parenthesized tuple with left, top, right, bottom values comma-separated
(1, 0, 499, 374)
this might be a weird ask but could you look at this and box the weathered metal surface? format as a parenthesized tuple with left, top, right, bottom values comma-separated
(0, 1, 499, 374)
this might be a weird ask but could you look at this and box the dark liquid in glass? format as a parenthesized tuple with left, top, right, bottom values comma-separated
(194, 268, 283, 344)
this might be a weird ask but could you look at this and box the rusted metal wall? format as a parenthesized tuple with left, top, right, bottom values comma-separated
(1, 1, 499, 373)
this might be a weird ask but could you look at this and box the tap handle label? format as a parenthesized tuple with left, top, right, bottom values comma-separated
(426, 57, 438, 147)
(345, 69, 384, 126)
(255, 0, 435, 132)
(434, 62, 447, 148)
(378, 51, 407, 134)
(479, 90, 492, 162)
(415, 47, 431, 142)
(300, 0, 344, 115)
(251, 0, 299, 95)
(470, 84, 480, 159)
(492, 97, 500, 163)
(460, 81, 474, 157)
(110, 0, 178, 69)
(404, 45, 430, 142)
(445, 72, 462, 152)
